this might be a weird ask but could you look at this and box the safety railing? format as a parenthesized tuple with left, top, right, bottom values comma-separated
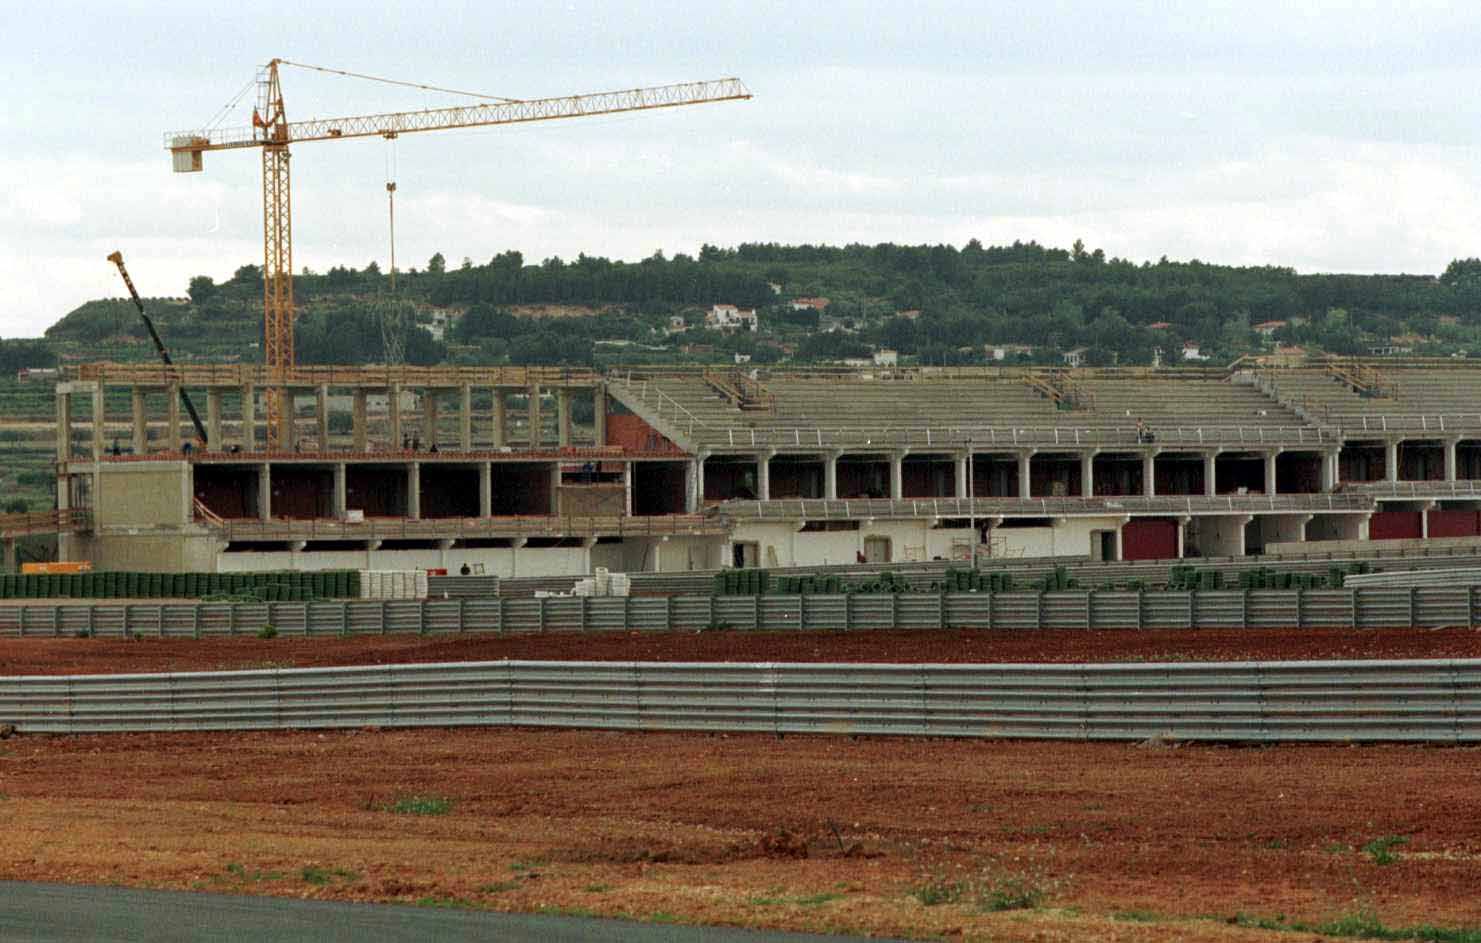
(5, 585, 1481, 640)
(3, 657, 1477, 742)
(208, 514, 727, 542)
(703, 423, 1334, 450)
(0, 509, 92, 538)
(716, 493, 1375, 520)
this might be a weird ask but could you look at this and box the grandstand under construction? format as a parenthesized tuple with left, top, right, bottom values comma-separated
(42, 358, 1481, 576)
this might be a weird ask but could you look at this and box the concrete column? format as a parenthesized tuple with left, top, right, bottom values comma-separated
(277, 390, 294, 452)
(332, 462, 347, 518)
(549, 462, 561, 514)
(758, 451, 772, 502)
(166, 384, 181, 451)
(953, 452, 969, 499)
(352, 390, 368, 452)
(685, 458, 700, 513)
(408, 462, 421, 520)
(241, 386, 256, 452)
(459, 384, 473, 451)
(423, 389, 439, 448)
(1080, 450, 1096, 498)
(1143, 452, 1157, 497)
(492, 389, 507, 447)
(206, 389, 223, 450)
(1017, 452, 1033, 498)
(625, 462, 635, 515)
(1203, 452, 1218, 497)
(1176, 515, 1190, 558)
(1321, 449, 1338, 491)
(317, 384, 330, 450)
(258, 464, 271, 521)
(824, 452, 839, 500)
(55, 390, 71, 461)
(132, 388, 147, 453)
(1264, 451, 1279, 495)
(1385, 440, 1399, 483)
(528, 386, 542, 447)
(557, 389, 572, 447)
(1445, 439, 1459, 482)
(389, 385, 403, 449)
(479, 461, 492, 517)
(90, 384, 105, 460)
(2, 538, 15, 573)
(593, 384, 607, 446)
(889, 452, 904, 500)
(1421, 499, 1436, 539)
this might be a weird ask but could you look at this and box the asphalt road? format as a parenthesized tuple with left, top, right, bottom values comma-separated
(0, 882, 882, 942)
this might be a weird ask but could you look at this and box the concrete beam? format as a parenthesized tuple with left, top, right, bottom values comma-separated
(593, 384, 607, 446)
(557, 388, 571, 447)
(132, 388, 147, 454)
(206, 389, 223, 449)
(492, 388, 507, 448)
(55, 390, 71, 462)
(423, 389, 439, 448)
(90, 384, 105, 461)
(389, 384, 404, 449)
(317, 384, 330, 450)
(167, 384, 181, 451)
(352, 390, 368, 452)
(528, 386, 542, 447)
(460, 384, 473, 451)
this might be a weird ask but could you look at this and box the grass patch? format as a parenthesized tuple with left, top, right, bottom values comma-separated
(414, 896, 476, 910)
(1363, 835, 1408, 866)
(649, 912, 680, 924)
(256, 625, 278, 640)
(910, 862, 1056, 913)
(583, 884, 612, 893)
(220, 862, 284, 884)
(385, 795, 453, 816)
(509, 857, 547, 873)
(300, 865, 359, 886)
(1113, 909, 1163, 923)
(1231, 909, 1481, 942)
(478, 881, 521, 894)
(747, 892, 845, 908)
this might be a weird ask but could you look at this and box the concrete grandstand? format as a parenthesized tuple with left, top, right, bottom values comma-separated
(48, 358, 1481, 576)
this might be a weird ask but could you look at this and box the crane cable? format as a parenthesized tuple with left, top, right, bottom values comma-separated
(385, 136, 399, 293)
(278, 59, 524, 103)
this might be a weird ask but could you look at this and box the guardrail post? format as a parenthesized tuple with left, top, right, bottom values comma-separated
(193, 605, 201, 640)
(1135, 589, 1144, 630)
(664, 596, 672, 632)
(1349, 588, 1358, 628)
(986, 591, 995, 630)
(17, 606, 25, 638)
(890, 592, 899, 630)
(538, 596, 548, 633)
(1033, 591, 1042, 630)
(381, 601, 390, 635)
(227, 603, 236, 637)
(1409, 587, 1419, 628)
(1240, 589, 1249, 629)
(844, 592, 853, 631)
(1470, 585, 1478, 630)
(496, 596, 506, 636)
(458, 598, 467, 634)
(580, 596, 589, 633)
(1187, 591, 1197, 629)
(1082, 590, 1092, 630)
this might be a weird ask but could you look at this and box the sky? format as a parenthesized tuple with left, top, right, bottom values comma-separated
(4, 0, 1481, 337)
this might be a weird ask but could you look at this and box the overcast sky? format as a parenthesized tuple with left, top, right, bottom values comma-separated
(5, 0, 1481, 336)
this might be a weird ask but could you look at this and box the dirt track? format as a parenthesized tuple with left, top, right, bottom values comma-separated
(3, 625, 1481, 676)
(1, 728, 1479, 941)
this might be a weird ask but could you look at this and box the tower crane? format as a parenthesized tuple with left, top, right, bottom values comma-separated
(168, 59, 751, 444)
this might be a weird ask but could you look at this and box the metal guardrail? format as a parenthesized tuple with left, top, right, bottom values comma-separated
(1344, 568, 1481, 589)
(4, 586, 1481, 638)
(0, 509, 92, 539)
(716, 493, 1375, 520)
(211, 514, 727, 542)
(3, 658, 1478, 741)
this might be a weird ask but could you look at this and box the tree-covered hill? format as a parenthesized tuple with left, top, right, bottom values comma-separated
(38, 243, 1481, 369)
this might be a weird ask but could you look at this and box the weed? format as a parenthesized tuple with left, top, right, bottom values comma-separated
(1264, 838, 1289, 850)
(219, 862, 284, 884)
(536, 905, 600, 919)
(1113, 909, 1162, 923)
(73, 628, 94, 639)
(301, 865, 359, 886)
(1363, 835, 1408, 866)
(649, 912, 679, 924)
(509, 857, 547, 873)
(256, 624, 278, 640)
(414, 896, 474, 910)
(1324, 841, 1354, 854)
(583, 884, 612, 893)
(385, 795, 452, 816)
(909, 861, 1057, 913)
(1230, 908, 1481, 942)
(478, 881, 521, 894)
(747, 892, 845, 908)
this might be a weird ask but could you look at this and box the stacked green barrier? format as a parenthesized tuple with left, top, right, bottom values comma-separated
(1168, 562, 1370, 592)
(0, 570, 362, 601)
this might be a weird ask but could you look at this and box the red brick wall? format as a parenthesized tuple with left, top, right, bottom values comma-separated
(605, 414, 683, 454)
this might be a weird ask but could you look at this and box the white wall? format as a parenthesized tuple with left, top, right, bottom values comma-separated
(990, 516, 1124, 560)
(217, 545, 592, 578)
(1185, 516, 1246, 558)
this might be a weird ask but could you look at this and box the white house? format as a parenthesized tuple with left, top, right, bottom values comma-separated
(873, 348, 898, 367)
(1063, 346, 1089, 367)
(1182, 340, 1210, 362)
(707, 304, 758, 332)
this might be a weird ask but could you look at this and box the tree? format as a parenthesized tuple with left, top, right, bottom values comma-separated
(232, 264, 261, 284)
(428, 252, 446, 275)
(187, 275, 217, 305)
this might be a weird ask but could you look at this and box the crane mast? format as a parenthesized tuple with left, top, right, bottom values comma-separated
(169, 60, 750, 445)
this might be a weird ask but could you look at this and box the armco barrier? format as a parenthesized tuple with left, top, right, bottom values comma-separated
(3, 587, 1481, 638)
(2, 658, 1478, 742)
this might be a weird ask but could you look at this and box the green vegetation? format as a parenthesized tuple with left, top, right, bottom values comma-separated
(39, 243, 1481, 374)
(385, 795, 454, 816)
(300, 865, 359, 886)
(256, 625, 278, 640)
(746, 892, 845, 908)
(479, 880, 522, 893)
(908, 864, 1054, 912)
(1363, 835, 1409, 866)
(1232, 908, 1481, 942)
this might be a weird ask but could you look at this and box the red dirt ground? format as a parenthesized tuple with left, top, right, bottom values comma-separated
(2, 625, 1479, 675)
(1, 728, 1479, 940)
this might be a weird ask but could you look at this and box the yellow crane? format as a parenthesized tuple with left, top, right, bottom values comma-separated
(168, 58, 751, 444)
